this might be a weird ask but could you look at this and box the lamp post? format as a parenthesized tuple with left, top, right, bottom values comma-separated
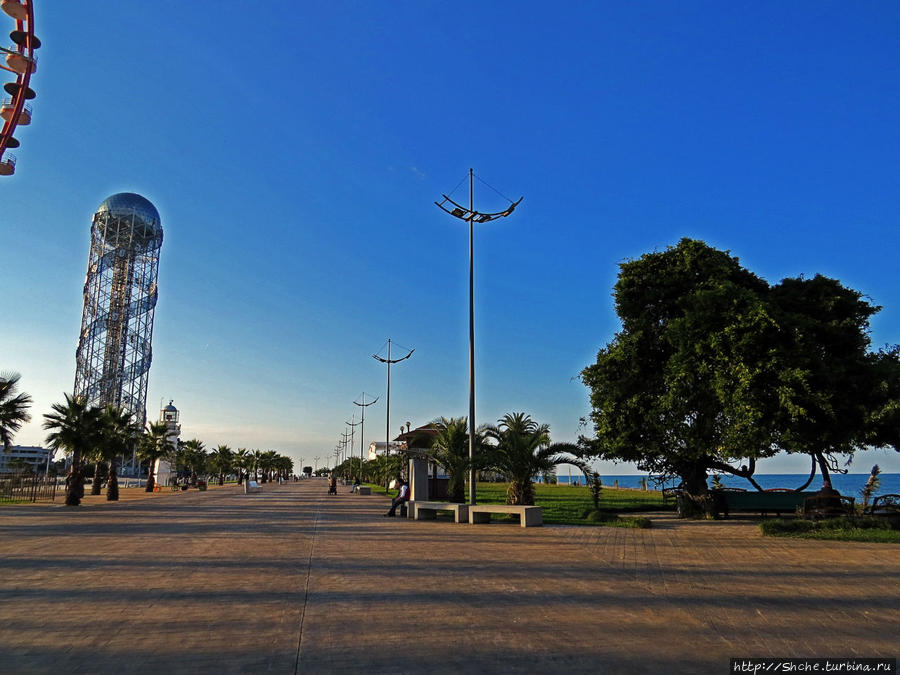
(346, 414, 361, 480)
(339, 432, 350, 475)
(354, 392, 378, 479)
(373, 339, 414, 465)
(436, 169, 522, 505)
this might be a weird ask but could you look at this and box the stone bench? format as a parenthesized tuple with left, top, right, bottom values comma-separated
(410, 501, 469, 524)
(357, 486, 371, 495)
(469, 504, 542, 528)
(244, 480, 262, 494)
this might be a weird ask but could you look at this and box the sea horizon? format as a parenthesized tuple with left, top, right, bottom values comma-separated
(554, 472, 900, 496)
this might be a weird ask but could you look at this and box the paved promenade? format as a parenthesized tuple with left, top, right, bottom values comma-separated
(0, 480, 897, 674)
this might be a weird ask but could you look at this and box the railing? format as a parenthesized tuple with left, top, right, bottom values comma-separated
(0, 472, 57, 503)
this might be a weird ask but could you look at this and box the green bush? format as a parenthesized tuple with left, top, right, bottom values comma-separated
(585, 509, 618, 523)
(624, 517, 653, 529)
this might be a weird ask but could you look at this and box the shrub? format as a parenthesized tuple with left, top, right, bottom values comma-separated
(620, 516, 652, 529)
(760, 519, 816, 535)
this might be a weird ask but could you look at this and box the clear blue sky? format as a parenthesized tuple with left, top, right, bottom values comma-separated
(3, 1, 899, 475)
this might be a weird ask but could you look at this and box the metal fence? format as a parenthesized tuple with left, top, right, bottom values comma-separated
(0, 473, 57, 503)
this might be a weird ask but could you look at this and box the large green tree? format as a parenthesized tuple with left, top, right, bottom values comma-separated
(0, 372, 32, 451)
(43, 394, 102, 506)
(766, 275, 900, 486)
(581, 239, 900, 515)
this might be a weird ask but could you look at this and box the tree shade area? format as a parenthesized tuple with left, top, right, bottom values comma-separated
(580, 238, 900, 516)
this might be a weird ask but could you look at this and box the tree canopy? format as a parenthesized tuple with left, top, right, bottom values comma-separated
(581, 238, 900, 513)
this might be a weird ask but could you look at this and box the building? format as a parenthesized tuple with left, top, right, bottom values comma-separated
(1, 446, 54, 474)
(367, 441, 406, 461)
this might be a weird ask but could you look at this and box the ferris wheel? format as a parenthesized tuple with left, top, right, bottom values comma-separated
(0, 0, 39, 177)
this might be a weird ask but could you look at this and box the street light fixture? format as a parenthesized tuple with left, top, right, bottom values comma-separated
(435, 169, 522, 505)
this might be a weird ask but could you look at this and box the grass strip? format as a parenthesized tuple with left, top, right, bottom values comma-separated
(761, 516, 900, 543)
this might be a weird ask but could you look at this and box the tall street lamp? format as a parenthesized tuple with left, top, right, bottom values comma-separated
(354, 392, 378, 477)
(373, 339, 414, 466)
(436, 169, 522, 505)
(346, 414, 361, 479)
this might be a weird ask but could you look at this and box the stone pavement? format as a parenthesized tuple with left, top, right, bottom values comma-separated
(0, 480, 897, 674)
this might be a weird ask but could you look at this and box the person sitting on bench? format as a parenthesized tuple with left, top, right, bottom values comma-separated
(384, 479, 409, 517)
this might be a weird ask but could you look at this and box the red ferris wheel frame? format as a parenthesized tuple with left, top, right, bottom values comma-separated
(0, 0, 38, 176)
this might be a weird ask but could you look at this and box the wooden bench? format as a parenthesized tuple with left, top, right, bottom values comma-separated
(713, 490, 816, 518)
(410, 501, 469, 523)
(244, 480, 262, 494)
(469, 504, 542, 528)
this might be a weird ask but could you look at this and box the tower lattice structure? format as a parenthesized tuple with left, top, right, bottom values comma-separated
(74, 193, 163, 428)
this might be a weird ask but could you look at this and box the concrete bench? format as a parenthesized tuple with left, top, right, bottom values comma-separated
(244, 480, 262, 494)
(469, 504, 542, 528)
(357, 486, 371, 495)
(410, 501, 469, 524)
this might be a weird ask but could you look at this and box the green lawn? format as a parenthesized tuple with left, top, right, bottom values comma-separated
(476, 482, 667, 525)
(368, 481, 669, 526)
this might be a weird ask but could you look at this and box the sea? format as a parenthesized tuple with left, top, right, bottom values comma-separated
(554, 472, 900, 497)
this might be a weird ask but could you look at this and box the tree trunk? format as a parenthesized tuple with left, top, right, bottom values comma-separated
(91, 462, 103, 495)
(448, 473, 466, 503)
(106, 459, 119, 501)
(145, 466, 155, 492)
(65, 451, 83, 506)
(218, 472, 224, 486)
(678, 464, 711, 518)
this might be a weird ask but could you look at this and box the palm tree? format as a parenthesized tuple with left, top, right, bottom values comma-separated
(138, 421, 171, 492)
(233, 448, 249, 484)
(209, 444, 233, 485)
(98, 406, 138, 501)
(180, 439, 206, 485)
(259, 450, 278, 482)
(251, 449, 263, 482)
(1, 372, 32, 451)
(427, 417, 485, 503)
(43, 394, 102, 506)
(483, 412, 587, 506)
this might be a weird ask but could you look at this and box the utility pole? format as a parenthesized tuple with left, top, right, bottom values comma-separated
(373, 339, 414, 464)
(436, 170, 522, 505)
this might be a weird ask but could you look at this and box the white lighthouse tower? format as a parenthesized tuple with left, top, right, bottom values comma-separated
(153, 400, 180, 487)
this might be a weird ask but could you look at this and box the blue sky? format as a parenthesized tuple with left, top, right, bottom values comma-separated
(3, 1, 900, 475)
